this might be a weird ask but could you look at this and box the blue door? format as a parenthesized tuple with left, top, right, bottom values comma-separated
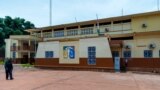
(88, 47, 96, 65)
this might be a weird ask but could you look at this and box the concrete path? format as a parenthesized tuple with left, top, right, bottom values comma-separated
(0, 68, 160, 90)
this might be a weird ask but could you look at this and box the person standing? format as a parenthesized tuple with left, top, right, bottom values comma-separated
(4, 58, 14, 80)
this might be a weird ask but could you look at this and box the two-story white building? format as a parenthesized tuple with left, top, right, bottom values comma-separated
(5, 11, 160, 71)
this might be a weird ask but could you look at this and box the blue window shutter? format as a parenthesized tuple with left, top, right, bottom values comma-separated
(144, 50, 153, 58)
(88, 47, 96, 65)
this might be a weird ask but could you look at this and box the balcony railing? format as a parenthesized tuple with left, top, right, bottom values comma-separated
(11, 46, 36, 51)
(33, 24, 132, 39)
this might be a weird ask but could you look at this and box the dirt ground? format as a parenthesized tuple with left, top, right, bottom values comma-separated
(0, 67, 160, 90)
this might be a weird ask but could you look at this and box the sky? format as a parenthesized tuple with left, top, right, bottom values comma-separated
(0, 0, 159, 27)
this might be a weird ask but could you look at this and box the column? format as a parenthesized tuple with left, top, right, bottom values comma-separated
(111, 21, 114, 31)
(52, 28, 54, 37)
(64, 27, 67, 37)
(78, 25, 81, 36)
(41, 30, 43, 38)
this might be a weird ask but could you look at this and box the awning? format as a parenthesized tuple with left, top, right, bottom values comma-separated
(109, 40, 123, 48)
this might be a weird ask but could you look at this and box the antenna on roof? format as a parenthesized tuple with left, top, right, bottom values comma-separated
(96, 14, 100, 35)
(158, 0, 159, 11)
(121, 8, 124, 34)
(49, 0, 52, 26)
(96, 14, 100, 29)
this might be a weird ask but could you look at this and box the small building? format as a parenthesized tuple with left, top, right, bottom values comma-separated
(5, 35, 41, 64)
(5, 11, 160, 71)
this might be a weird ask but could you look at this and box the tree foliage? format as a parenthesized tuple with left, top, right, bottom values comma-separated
(0, 16, 35, 47)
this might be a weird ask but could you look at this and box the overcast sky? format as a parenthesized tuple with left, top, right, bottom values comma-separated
(0, 0, 159, 27)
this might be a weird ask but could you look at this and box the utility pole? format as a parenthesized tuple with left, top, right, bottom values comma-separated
(158, 0, 159, 11)
(49, 0, 52, 26)
(75, 17, 77, 23)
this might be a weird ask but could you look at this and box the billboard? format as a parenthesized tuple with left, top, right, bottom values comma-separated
(63, 46, 75, 59)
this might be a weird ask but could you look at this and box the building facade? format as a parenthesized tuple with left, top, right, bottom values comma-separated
(5, 11, 160, 71)
(5, 35, 41, 63)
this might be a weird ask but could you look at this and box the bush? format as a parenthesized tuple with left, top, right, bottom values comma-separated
(0, 60, 4, 65)
(21, 63, 33, 68)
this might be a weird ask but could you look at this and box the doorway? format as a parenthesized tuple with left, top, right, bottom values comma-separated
(22, 54, 28, 64)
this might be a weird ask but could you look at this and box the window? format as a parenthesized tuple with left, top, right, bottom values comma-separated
(81, 28, 94, 35)
(144, 50, 152, 58)
(54, 31, 64, 37)
(88, 47, 96, 65)
(13, 43, 16, 51)
(123, 51, 131, 58)
(67, 29, 78, 36)
(13, 52, 16, 58)
(43, 32, 52, 38)
(45, 51, 54, 58)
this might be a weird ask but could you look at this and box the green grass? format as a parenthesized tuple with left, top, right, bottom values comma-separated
(21, 63, 33, 68)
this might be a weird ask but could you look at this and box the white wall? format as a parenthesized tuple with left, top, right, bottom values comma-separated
(79, 37, 112, 58)
(134, 36, 160, 58)
(36, 41, 60, 58)
(5, 39, 18, 58)
(5, 39, 11, 58)
(123, 35, 160, 58)
(36, 37, 112, 60)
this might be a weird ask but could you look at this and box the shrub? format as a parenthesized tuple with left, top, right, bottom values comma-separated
(21, 63, 33, 68)
(0, 60, 4, 65)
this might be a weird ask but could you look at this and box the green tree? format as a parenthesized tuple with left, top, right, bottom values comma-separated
(24, 21, 35, 29)
(0, 16, 35, 53)
(13, 30, 23, 35)
(0, 31, 5, 47)
(4, 16, 13, 28)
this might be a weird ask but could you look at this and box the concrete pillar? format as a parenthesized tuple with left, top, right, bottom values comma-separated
(78, 25, 81, 35)
(111, 21, 114, 31)
(93, 23, 97, 34)
(10, 39, 12, 58)
(64, 27, 67, 37)
(52, 28, 54, 37)
(29, 39, 31, 46)
(28, 52, 30, 58)
(41, 30, 43, 38)
(28, 52, 30, 64)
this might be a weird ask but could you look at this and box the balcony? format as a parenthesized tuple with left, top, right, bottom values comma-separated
(43, 32, 52, 38)
(11, 46, 36, 52)
(112, 23, 131, 31)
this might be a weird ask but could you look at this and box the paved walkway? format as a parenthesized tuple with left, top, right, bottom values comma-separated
(0, 68, 160, 90)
